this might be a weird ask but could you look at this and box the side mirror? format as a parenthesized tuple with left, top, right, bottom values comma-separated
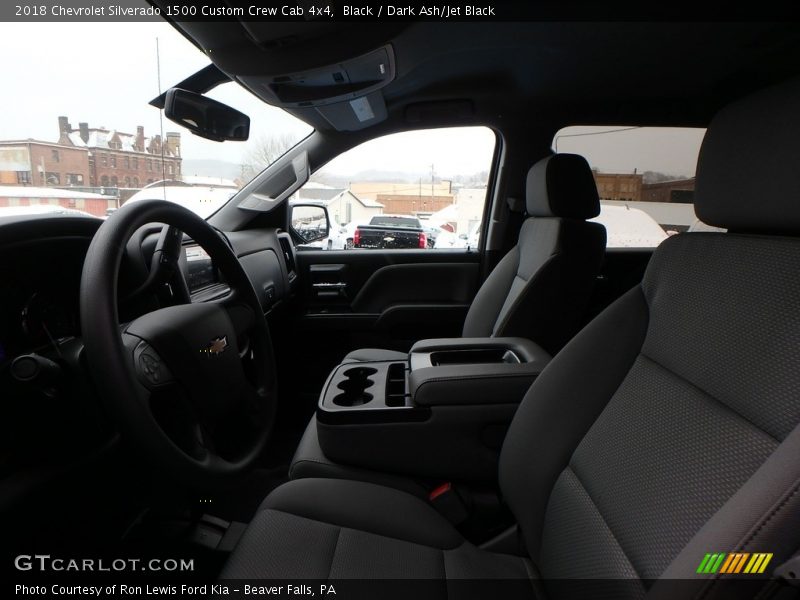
(164, 88, 250, 142)
(289, 203, 331, 245)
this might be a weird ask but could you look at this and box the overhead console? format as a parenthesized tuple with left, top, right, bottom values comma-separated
(237, 46, 395, 130)
(315, 337, 551, 483)
(239, 46, 394, 108)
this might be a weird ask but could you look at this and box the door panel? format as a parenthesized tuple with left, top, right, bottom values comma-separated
(296, 249, 480, 343)
(351, 262, 477, 311)
(281, 249, 481, 410)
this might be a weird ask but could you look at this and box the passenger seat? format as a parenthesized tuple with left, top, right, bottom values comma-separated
(290, 154, 607, 490)
(345, 153, 607, 361)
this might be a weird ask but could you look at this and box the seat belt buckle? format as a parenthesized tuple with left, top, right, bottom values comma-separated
(428, 482, 469, 524)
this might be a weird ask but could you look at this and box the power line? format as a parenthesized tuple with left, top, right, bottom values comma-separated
(553, 126, 641, 152)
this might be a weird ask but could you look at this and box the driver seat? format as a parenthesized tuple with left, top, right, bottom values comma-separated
(221, 80, 800, 596)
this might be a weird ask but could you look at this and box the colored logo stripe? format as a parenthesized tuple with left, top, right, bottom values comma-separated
(697, 553, 773, 575)
(697, 553, 726, 574)
(744, 553, 773, 574)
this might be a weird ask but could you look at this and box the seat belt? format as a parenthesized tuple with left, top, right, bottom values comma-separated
(755, 552, 800, 599)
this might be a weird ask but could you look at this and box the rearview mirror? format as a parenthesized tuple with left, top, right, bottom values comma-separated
(290, 204, 331, 246)
(164, 88, 250, 142)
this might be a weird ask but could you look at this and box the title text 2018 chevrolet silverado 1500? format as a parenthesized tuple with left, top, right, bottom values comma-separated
(353, 215, 427, 249)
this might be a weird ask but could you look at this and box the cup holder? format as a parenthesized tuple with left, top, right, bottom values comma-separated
(332, 392, 374, 407)
(332, 367, 377, 407)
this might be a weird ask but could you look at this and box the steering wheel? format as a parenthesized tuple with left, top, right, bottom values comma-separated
(80, 199, 277, 486)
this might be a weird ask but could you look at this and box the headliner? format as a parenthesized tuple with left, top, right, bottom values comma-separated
(164, 21, 800, 131)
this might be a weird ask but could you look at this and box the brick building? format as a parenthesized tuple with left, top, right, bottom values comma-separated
(593, 172, 643, 202)
(375, 194, 455, 216)
(640, 178, 695, 203)
(0, 140, 90, 187)
(57, 116, 181, 189)
(350, 181, 454, 217)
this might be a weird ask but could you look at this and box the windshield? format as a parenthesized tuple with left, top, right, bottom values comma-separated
(0, 22, 312, 219)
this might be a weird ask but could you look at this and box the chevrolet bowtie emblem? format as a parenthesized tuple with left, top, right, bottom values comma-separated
(203, 336, 229, 356)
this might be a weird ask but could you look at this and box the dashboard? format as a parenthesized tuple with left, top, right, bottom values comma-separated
(184, 244, 218, 292)
(0, 211, 297, 513)
(0, 240, 87, 365)
(0, 215, 297, 371)
(0, 220, 97, 369)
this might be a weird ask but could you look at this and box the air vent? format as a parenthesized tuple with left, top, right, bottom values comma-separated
(278, 235, 297, 282)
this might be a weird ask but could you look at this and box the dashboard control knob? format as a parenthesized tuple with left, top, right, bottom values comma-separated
(10, 353, 61, 384)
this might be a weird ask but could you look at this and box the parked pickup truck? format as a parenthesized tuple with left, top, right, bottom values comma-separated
(353, 215, 427, 249)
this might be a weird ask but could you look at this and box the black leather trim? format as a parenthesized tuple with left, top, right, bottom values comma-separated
(411, 365, 542, 407)
(342, 348, 408, 363)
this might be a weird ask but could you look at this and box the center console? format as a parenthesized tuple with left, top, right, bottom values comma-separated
(316, 337, 550, 483)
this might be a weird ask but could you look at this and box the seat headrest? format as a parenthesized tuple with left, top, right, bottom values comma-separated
(696, 78, 800, 234)
(526, 154, 600, 219)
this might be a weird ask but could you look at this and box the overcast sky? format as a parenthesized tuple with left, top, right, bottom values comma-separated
(0, 22, 308, 167)
(1, 22, 705, 179)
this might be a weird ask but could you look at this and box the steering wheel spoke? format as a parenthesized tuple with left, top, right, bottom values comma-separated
(221, 298, 257, 357)
(124, 334, 175, 391)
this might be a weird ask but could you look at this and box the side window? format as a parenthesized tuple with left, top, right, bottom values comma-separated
(293, 127, 495, 250)
(552, 126, 709, 248)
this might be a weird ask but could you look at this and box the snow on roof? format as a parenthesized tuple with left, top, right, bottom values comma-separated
(90, 130, 111, 148)
(455, 188, 488, 203)
(67, 132, 86, 147)
(125, 184, 236, 219)
(592, 203, 669, 248)
(113, 131, 137, 152)
(294, 189, 385, 209)
(0, 185, 107, 199)
(303, 181, 337, 190)
(182, 175, 238, 188)
(358, 196, 384, 208)
(66, 129, 114, 149)
(0, 204, 97, 218)
(297, 183, 383, 206)
(66, 128, 177, 156)
(298, 186, 345, 202)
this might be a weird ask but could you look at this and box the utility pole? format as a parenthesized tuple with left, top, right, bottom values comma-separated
(429, 163, 435, 212)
